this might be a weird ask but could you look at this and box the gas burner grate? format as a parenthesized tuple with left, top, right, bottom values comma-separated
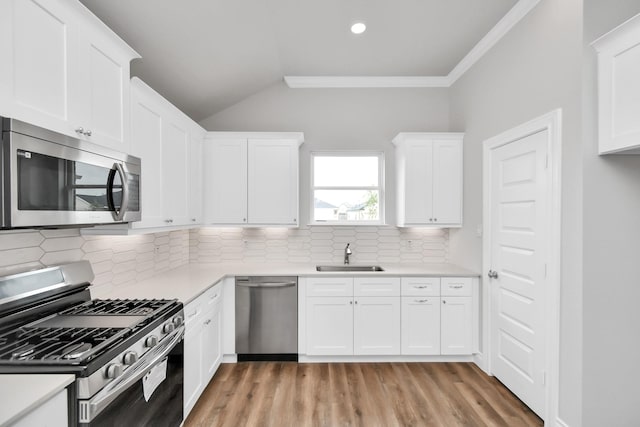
(60, 299, 174, 316)
(0, 326, 124, 362)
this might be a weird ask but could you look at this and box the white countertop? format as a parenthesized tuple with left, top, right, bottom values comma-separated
(0, 374, 74, 426)
(99, 262, 479, 304)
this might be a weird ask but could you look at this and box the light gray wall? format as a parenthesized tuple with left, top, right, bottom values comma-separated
(583, 1, 640, 425)
(448, 0, 583, 425)
(199, 82, 451, 227)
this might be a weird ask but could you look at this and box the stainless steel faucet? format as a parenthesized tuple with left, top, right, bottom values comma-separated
(344, 243, 352, 264)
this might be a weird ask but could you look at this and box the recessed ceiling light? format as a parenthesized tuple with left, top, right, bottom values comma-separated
(350, 22, 366, 35)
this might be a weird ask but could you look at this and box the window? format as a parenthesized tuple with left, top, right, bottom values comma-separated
(311, 152, 384, 224)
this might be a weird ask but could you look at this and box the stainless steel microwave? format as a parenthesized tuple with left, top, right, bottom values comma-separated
(1, 117, 141, 229)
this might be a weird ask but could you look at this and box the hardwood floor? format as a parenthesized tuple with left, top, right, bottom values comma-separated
(184, 362, 543, 427)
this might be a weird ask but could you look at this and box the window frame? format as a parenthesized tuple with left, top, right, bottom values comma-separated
(309, 151, 385, 225)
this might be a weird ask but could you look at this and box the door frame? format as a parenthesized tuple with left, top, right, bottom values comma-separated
(482, 109, 562, 423)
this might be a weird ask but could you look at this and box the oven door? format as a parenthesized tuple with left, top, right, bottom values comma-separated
(78, 327, 184, 426)
(4, 130, 141, 228)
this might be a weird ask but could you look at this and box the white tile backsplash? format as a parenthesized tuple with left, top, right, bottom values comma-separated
(189, 226, 449, 265)
(0, 229, 190, 296)
(0, 225, 448, 294)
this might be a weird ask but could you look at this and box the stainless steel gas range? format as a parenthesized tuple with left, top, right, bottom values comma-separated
(0, 261, 184, 426)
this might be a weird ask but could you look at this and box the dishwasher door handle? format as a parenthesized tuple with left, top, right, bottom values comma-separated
(236, 281, 297, 288)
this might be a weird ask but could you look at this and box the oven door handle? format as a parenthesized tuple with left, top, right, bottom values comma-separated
(78, 326, 184, 423)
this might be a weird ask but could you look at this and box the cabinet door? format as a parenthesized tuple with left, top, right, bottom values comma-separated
(401, 296, 440, 355)
(13, 388, 68, 427)
(184, 321, 204, 417)
(162, 119, 190, 226)
(402, 140, 434, 224)
(73, 23, 132, 152)
(204, 138, 248, 224)
(441, 296, 473, 355)
(432, 140, 462, 225)
(130, 82, 165, 228)
(247, 139, 299, 225)
(202, 302, 223, 383)
(3, 0, 77, 133)
(306, 297, 353, 355)
(188, 129, 204, 225)
(353, 296, 400, 355)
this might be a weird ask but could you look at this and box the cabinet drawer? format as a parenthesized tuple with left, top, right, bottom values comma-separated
(203, 282, 223, 309)
(401, 277, 441, 296)
(441, 277, 472, 296)
(184, 298, 203, 328)
(306, 277, 353, 297)
(354, 277, 400, 297)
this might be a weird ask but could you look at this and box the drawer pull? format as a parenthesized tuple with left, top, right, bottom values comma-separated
(204, 319, 211, 326)
(450, 285, 464, 289)
(186, 309, 199, 319)
(210, 293, 218, 300)
(414, 299, 429, 303)
(413, 285, 428, 289)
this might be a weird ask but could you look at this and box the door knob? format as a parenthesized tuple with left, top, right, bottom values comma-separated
(488, 270, 499, 279)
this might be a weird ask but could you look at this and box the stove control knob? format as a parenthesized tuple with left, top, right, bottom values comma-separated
(172, 316, 183, 327)
(163, 323, 176, 334)
(106, 363, 123, 379)
(145, 335, 159, 348)
(123, 351, 139, 365)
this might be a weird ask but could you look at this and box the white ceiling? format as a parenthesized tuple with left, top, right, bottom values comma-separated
(79, 0, 517, 121)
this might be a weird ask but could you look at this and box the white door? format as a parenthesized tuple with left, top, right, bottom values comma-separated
(488, 129, 548, 417)
(162, 120, 190, 226)
(204, 138, 248, 224)
(432, 140, 463, 225)
(306, 297, 353, 355)
(401, 297, 440, 355)
(353, 296, 400, 355)
(441, 296, 473, 355)
(403, 140, 434, 224)
(247, 139, 299, 225)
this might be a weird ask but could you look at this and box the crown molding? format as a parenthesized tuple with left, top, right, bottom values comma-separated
(447, 0, 541, 85)
(284, 0, 540, 89)
(283, 76, 451, 88)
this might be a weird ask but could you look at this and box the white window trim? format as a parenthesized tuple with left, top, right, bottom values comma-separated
(310, 151, 385, 226)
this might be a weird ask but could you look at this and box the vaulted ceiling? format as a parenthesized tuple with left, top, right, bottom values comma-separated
(79, 0, 517, 122)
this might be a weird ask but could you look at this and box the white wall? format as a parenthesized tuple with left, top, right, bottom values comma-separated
(582, 1, 640, 425)
(448, 0, 583, 425)
(199, 82, 451, 228)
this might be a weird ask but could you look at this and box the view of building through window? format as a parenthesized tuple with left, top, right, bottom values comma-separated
(312, 154, 383, 223)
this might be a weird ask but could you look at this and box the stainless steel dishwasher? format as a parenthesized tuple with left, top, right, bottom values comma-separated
(235, 276, 298, 361)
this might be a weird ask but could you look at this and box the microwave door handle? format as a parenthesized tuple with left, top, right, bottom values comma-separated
(112, 163, 129, 221)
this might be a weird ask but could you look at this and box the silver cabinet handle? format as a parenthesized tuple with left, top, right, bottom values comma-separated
(434, 218, 438, 222)
(488, 270, 498, 279)
(84, 129, 92, 136)
(165, 219, 174, 224)
(413, 285, 428, 289)
(204, 319, 211, 326)
(191, 218, 197, 222)
(414, 299, 429, 303)
(450, 285, 463, 289)
(75, 127, 84, 134)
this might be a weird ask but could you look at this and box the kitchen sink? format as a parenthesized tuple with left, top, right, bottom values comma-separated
(315, 265, 385, 272)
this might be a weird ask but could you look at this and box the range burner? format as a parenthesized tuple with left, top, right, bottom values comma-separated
(0, 326, 123, 363)
(61, 299, 174, 316)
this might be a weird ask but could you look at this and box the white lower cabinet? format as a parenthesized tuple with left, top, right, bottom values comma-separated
(354, 296, 400, 355)
(304, 276, 475, 357)
(183, 284, 223, 418)
(401, 296, 441, 355)
(441, 296, 472, 355)
(13, 389, 67, 427)
(306, 296, 354, 356)
(305, 277, 401, 356)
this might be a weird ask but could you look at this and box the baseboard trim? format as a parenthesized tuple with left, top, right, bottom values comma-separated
(222, 354, 237, 363)
(554, 417, 570, 427)
(298, 355, 475, 363)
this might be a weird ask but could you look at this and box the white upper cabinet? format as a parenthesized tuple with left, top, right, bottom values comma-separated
(129, 77, 205, 230)
(248, 139, 299, 225)
(592, 13, 640, 154)
(0, 0, 139, 152)
(393, 133, 463, 227)
(204, 133, 304, 226)
(204, 138, 248, 224)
